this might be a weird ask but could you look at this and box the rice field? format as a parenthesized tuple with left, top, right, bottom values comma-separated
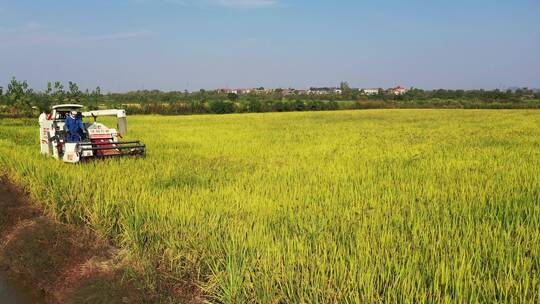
(0, 109, 539, 303)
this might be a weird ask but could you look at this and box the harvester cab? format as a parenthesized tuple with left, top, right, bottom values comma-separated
(38, 104, 145, 163)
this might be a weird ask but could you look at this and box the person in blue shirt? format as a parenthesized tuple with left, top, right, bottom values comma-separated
(65, 110, 85, 142)
(75, 112, 87, 140)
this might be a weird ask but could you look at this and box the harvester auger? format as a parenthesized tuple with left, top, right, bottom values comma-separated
(39, 104, 145, 163)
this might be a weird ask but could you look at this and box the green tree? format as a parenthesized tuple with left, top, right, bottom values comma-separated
(209, 100, 234, 114)
(6, 77, 34, 116)
(340, 81, 351, 92)
(227, 93, 239, 101)
(293, 100, 305, 111)
(48, 81, 66, 104)
(86, 86, 102, 110)
(67, 81, 82, 103)
(247, 98, 262, 112)
(340, 81, 352, 99)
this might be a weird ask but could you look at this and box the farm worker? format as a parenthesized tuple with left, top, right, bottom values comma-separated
(65, 110, 84, 142)
(75, 112, 87, 140)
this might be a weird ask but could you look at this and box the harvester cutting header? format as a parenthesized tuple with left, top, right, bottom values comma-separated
(39, 104, 145, 163)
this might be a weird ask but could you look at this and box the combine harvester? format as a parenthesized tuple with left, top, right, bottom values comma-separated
(39, 104, 145, 163)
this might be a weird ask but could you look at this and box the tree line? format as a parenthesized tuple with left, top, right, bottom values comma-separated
(1, 78, 539, 117)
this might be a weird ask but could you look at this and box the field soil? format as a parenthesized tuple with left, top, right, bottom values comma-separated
(0, 176, 201, 303)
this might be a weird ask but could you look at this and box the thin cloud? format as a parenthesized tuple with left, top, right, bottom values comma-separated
(0, 22, 151, 48)
(133, 0, 279, 9)
(90, 30, 152, 41)
(216, 0, 277, 8)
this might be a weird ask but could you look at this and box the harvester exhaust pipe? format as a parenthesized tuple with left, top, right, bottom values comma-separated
(118, 117, 127, 135)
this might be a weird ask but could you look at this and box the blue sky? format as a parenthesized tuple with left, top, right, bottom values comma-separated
(0, 0, 539, 92)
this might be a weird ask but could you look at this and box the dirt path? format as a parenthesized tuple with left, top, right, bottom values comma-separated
(0, 177, 202, 303)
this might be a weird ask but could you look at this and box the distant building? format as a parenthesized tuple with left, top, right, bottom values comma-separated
(361, 88, 380, 95)
(219, 88, 236, 94)
(308, 87, 341, 95)
(390, 86, 408, 95)
(219, 88, 252, 95)
(253, 87, 274, 94)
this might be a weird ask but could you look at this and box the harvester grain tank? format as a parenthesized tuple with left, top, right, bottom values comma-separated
(38, 104, 145, 163)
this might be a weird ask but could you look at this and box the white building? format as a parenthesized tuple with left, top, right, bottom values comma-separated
(391, 86, 408, 95)
(308, 87, 341, 95)
(361, 88, 380, 95)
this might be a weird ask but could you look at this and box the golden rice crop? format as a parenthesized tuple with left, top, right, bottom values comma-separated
(1, 109, 539, 303)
